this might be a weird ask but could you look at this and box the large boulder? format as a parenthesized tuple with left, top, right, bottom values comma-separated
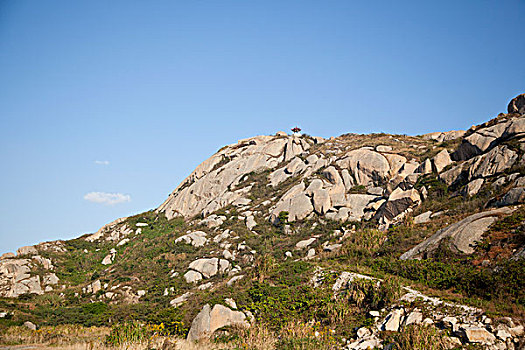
(400, 207, 514, 259)
(432, 149, 452, 173)
(336, 148, 390, 186)
(495, 187, 525, 207)
(187, 304, 250, 341)
(459, 326, 496, 345)
(188, 258, 230, 279)
(508, 93, 525, 115)
(343, 194, 378, 221)
(271, 183, 314, 223)
(377, 187, 421, 224)
(312, 189, 331, 215)
(175, 231, 207, 247)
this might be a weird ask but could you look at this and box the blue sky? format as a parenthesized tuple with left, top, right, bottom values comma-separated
(1, 1, 524, 254)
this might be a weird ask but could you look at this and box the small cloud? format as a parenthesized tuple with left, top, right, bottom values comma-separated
(94, 160, 110, 165)
(84, 192, 131, 205)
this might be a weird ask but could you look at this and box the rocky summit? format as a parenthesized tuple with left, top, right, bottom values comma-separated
(1, 94, 525, 349)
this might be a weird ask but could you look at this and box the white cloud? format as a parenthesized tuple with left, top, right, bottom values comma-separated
(84, 192, 131, 205)
(94, 160, 110, 165)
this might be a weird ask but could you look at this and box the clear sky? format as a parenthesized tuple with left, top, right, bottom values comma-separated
(1, 1, 524, 254)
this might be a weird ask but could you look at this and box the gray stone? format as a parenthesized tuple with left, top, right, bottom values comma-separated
(0, 259, 47, 297)
(413, 211, 432, 224)
(459, 326, 496, 344)
(337, 149, 390, 186)
(442, 316, 458, 331)
(468, 145, 517, 180)
(296, 238, 316, 249)
(401, 207, 514, 259)
(343, 194, 378, 221)
(312, 189, 331, 215)
(285, 157, 306, 175)
(432, 149, 452, 173)
(422, 130, 465, 142)
(464, 178, 484, 196)
(101, 253, 113, 265)
(199, 215, 226, 228)
(322, 166, 343, 185)
(175, 231, 207, 247)
(376, 145, 393, 152)
(189, 258, 220, 278)
(508, 325, 524, 337)
(341, 169, 354, 189)
(306, 248, 315, 258)
(226, 275, 244, 286)
(508, 94, 525, 115)
(246, 215, 257, 230)
(23, 321, 37, 330)
(187, 304, 250, 341)
(184, 270, 203, 283)
(367, 187, 383, 196)
(495, 187, 525, 206)
(305, 179, 323, 195)
(43, 273, 59, 286)
(384, 153, 407, 176)
(381, 309, 404, 331)
(323, 243, 342, 252)
(271, 183, 314, 223)
(439, 163, 465, 186)
(378, 187, 421, 224)
(269, 168, 289, 186)
(416, 158, 433, 174)
(16, 246, 38, 256)
(404, 311, 423, 325)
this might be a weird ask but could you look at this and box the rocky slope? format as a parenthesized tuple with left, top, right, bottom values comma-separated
(1, 94, 525, 349)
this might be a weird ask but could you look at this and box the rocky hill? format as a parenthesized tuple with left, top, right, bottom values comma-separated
(1, 94, 525, 349)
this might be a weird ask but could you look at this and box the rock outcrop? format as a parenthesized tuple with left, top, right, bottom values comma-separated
(187, 304, 250, 341)
(508, 93, 525, 115)
(0, 257, 59, 297)
(400, 207, 515, 259)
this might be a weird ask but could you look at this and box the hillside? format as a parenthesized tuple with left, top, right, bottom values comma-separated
(1, 94, 525, 349)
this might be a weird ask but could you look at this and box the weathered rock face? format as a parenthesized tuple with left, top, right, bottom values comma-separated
(432, 149, 452, 173)
(0, 259, 52, 297)
(187, 304, 249, 341)
(508, 93, 525, 115)
(400, 207, 515, 259)
(336, 148, 390, 186)
(441, 144, 520, 186)
(157, 135, 297, 219)
(453, 111, 525, 161)
(422, 130, 466, 142)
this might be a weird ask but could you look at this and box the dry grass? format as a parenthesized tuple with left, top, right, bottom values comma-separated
(0, 325, 108, 347)
(387, 324, 449, 350)
(231, 324, 277, 350)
